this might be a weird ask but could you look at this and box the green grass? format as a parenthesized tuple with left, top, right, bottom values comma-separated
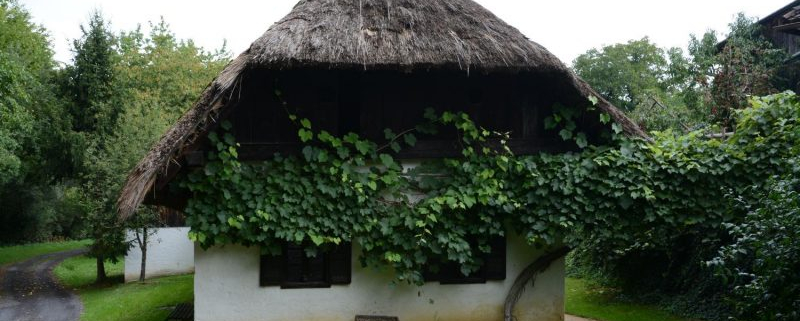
(54, 255, 194, 321)
(0, 239, 91, 266)
(54, 255, 124, 289)
(566, 278, 694, 321)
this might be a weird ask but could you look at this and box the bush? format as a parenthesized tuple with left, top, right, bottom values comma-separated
(708, 161, 800, 321)
(569, 92, 800, 321)
(0, 182, 88, 244)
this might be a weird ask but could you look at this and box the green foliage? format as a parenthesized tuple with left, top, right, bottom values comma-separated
(0, 0, 53, 72)
(573, 37, 672, 112)
(572, 92, 800, 321)
(0, 0, 70, 184)
(711, 14, 786, 127)
(69, 15, 230, 278)
(573, 38, 703, 132)
(61, 11, 119, 136)
(707, 163, 800, 320)
(0, 183, 89, 244)
(0, 1, 85, 243)
(687, 14, 786, 130)
(575, 14, 790, 134)
(0, 50, 34, 182)
(183, 91, 799, 286)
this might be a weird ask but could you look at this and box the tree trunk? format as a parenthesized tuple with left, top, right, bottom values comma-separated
(138, 227, 147, 282)
(96, 256, 107, 283)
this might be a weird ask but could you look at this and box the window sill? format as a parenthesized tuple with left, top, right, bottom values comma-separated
(279, 282, 332, 289)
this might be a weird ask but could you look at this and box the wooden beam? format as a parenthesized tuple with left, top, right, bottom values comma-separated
(231, 139, 571, 161)
(774, 21, 800, 31)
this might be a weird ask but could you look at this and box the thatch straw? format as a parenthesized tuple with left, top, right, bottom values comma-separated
(117, 0, 645, 220)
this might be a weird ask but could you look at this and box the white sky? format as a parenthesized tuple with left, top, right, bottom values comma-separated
(21, 0, 791, 66)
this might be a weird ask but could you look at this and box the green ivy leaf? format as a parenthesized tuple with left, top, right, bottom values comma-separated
(310, 234, 324, 246)
(423, 107, 437, 121)
(384, 128, 396, 140)
(559, 129, 573, 140)
(442, 112, 455, 123)
(544, 116, 557, 130)
(576, 133, 588, 148)
(612, 123, 623, 134)
(379, 154, 395, 169)
(298, 129, 313, 142)
(221, 120, 233, 131)
(385, 252, 402, 262)
(317, 150, 329, 162)
(223, 133, 236, 145)
(404, 133, 417, 147)
(302, 146, 314, 161)
(355, 141, 371, 155)
(588, 95, 599, 106)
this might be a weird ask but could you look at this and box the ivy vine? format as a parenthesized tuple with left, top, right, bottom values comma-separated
(182, 92, 799, 285)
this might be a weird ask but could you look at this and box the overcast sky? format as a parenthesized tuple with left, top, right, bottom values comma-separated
(21, 0, 791, 66)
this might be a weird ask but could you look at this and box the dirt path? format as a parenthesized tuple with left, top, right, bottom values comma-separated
(566, 314, 597, 321)
(0, 249, 87, 321)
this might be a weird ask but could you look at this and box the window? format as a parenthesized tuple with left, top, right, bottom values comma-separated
(423, 236, 506, 284)
(260, 241, 352, 288)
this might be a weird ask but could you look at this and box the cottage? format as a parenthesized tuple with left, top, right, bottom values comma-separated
(117, 1, 641, 321)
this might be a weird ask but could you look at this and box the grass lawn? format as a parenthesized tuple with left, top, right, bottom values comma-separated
(0, 239, 91, 266)
(54, 255, 193, 321)
(566, 278, 694, 321)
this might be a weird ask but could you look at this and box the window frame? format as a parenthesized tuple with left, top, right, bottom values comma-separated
(424, 235, 506, 285)
(259, 241, 352, 289)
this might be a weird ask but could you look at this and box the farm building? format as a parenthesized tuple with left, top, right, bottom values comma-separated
(757, 0, 800, 59)
(117, 0, 642, 320)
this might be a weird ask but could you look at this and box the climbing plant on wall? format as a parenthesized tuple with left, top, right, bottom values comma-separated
(182, 91, 800, 285)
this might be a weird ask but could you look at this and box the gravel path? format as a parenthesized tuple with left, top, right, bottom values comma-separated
(0, 249, 87, 321)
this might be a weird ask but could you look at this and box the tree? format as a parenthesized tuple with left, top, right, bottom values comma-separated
(60, 11, 123, 282)
(572, 38, 703, 132)
(688, 14, 786, 129)
(69, 16, 229, 282)
(573, 37, 670, 111)
(0, 51, 34, 184)
(0, 0, 85, 243)
(129, 208, 161, 282)
(0, 0, 55, 184)
(62, 11, 119, 136)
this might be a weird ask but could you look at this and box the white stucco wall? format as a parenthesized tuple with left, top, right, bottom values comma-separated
(125, 227, 194, 282)
(195, 234, 564, 321)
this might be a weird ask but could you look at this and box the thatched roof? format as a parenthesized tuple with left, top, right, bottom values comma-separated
(117, 0, 645, 220)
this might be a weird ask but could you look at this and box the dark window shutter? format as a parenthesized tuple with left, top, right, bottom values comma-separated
(327, 242, 352, 284)
(438, 261, 462, 284)
(260, 252, 284, 286)
(439, 260, 486, 284)
(422, 258, 440, 282)
(305, 250, 326, 282)
(284, 243, 305, 283)
(484, 236, 506, 280)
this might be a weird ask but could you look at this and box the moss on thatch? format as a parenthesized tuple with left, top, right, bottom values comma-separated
(117, 0, 645, 220)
